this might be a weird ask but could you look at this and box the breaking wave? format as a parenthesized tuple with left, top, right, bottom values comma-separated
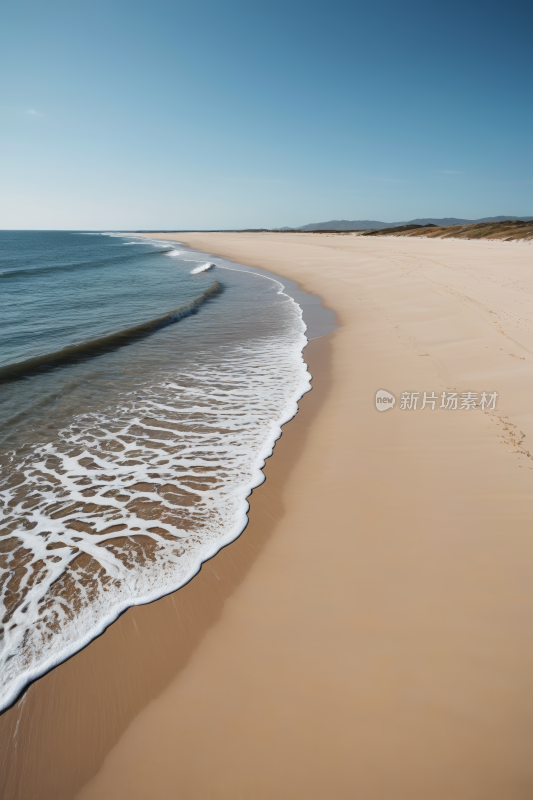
(191, 263, 215, 274)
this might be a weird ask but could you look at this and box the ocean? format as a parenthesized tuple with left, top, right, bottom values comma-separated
(0, 231, 334, 712)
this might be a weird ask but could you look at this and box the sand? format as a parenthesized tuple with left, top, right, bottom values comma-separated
(3, 233, 533, 799)
(0, 335, 331, 800)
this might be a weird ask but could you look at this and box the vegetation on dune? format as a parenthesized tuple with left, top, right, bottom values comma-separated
(363, 224, 437, 236)
(362, 219, 533, 241)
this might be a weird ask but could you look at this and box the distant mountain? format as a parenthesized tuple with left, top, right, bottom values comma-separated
(295, 220, 391, 231)
(289, 216, 533, 231)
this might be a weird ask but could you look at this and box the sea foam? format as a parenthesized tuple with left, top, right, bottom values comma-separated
(191, 263, 215, 274)
(0, 267, 310, 712)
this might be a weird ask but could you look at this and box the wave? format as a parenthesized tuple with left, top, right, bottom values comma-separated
(0, 249, 174, 281)
(0, 293, 310, 714)
(0, 281, 223, 381)
(191, 263, 215, 274)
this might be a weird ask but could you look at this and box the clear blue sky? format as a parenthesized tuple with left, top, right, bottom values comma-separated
(1, 0, 531, 229)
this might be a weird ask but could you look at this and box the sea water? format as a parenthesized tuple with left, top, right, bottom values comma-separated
(0, 231, 331, 712)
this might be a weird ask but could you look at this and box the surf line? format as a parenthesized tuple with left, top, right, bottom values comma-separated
(191, 263, 216, 274)
(0, 280, 223, 382)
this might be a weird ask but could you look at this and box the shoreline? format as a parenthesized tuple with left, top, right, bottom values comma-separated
(76, 232, 533, 799)
(0, 248, 314, 717)
(2, 231, 533, 798)
(0, 320, 332, 799)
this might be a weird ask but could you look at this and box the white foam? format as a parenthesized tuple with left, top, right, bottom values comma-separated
(100, 233, 171, 249)
(191, 263, 214, 274)
(0, 277, 310, 711)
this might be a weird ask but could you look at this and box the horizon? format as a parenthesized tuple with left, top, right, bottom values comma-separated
(1, 213, 533, 233)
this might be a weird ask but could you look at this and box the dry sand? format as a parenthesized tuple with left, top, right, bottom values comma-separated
(2, 233, 533, 799)
(73, 233, 533, 799)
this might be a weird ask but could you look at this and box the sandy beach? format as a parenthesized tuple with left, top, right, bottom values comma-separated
(2, 232, 533, 799)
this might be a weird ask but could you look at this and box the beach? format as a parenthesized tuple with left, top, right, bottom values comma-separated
(2, 232, 533, 799)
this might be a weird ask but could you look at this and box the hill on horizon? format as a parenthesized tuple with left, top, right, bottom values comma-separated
(284, 216, 533, 231)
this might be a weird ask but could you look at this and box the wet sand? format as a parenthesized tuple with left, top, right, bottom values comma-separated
(3, 232, 533, 799)
(0, 332, 331, 800)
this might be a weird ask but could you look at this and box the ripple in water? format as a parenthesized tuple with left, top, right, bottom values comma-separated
(0, 289, 310, 711)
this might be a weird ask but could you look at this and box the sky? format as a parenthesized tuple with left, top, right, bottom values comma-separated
(1, 0, 532, 229)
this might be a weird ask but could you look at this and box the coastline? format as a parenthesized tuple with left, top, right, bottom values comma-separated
(0, 240, 313, 718)
(0, 313, 332, 799)
(76, 232, 533, 799)
(2, 231, 533, 798)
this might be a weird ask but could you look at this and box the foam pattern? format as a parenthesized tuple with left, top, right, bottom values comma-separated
(0, 317, 310, 710)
